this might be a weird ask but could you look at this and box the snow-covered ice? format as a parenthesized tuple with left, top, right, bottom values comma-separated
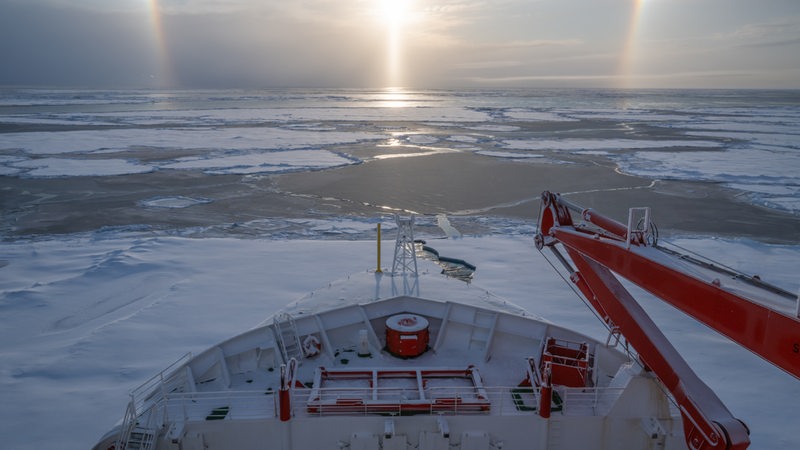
(502, 138, 722, 151)
(11, 157, 154, 177)
(1, 89, 799, 449)
(160, 149, 355, 174)
(140, 197, 213, 209)
(0, 127, 383, 156)
(0, 229, 798, 450)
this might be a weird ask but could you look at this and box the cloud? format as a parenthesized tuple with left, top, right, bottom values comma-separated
(714, 17, 800, 48)
(743, 37, 800, 48)
(0, 0, 798, 89)
(461, 69, 788, 89)
(0, 2, 158, 87)
(0, 1, 388, 88)
(470, 39, 584, 50)
(452, 60, 523, 70)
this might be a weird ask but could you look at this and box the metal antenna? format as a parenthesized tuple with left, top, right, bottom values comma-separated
(391, 215, 418, 277)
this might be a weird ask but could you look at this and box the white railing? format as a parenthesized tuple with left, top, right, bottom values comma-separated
(302, 385, 491, 416)
(163, 391, 277, 422)
(559, 387, 623, 416)
(129, 384, 626, 438)
(130, 352, 193, 414)
(294, 385, 624, 418)
(626, 207, 652, 249)
(114, 400, 138, 450)
(117, 353, 193, 450)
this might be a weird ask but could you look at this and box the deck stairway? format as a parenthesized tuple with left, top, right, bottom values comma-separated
(121, 427, 156, 450)
(274, 312, 304, 363)
(468, 310, 498, 361)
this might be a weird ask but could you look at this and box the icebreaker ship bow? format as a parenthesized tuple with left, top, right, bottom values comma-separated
(94, 196, 799, 450)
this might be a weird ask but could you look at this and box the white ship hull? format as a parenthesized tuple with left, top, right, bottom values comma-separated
(94, 271, 686, 450)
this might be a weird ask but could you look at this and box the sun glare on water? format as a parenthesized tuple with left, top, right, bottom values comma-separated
(377, 87, 411, 108)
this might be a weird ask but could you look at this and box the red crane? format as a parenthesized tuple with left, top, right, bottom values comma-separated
(535, 191, 800, 450)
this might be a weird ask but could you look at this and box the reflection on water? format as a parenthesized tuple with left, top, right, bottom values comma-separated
(374, 130, 457, 159)
(377, 87, 411, 108)
(373, 147, 454, 160)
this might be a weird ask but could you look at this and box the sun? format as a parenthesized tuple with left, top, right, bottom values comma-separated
(373, 0, 415, 88)
(370, 0, 422, 88)
(377, 0, 411, 26)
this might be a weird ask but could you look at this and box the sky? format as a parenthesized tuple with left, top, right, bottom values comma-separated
(1, 0, 799, 89)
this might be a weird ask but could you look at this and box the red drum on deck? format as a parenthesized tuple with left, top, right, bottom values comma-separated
(385, 314, 429, 357)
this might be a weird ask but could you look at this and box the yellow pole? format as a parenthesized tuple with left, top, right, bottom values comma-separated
(376, 222, 382, 273)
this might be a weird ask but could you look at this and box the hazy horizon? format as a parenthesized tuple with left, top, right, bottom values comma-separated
(1, 0, 799, 90)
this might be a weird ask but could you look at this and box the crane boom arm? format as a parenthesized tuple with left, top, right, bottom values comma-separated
(535, 191, 800, 449)
(564, 249, 748, 450)
(551, 227, 800, 380)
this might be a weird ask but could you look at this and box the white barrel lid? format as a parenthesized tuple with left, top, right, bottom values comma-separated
(386, 313, 429, 332)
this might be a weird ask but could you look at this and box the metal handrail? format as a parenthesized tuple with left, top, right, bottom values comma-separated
(295, 385, 625, 417)
(126, 383, 630, 442)
(130, 352, 193, 413)
(163, 390, 278, 422)
(116, 353, 192, 450)
(114, 400, 138, 450)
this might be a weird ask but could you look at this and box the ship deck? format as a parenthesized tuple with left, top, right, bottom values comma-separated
(96, 271, 686, 450)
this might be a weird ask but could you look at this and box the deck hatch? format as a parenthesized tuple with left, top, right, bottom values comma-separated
(306, 366, 490, 414)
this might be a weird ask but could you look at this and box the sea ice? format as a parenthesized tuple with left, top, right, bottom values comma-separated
(0, 127, 384, 156)
(502, 138, 721, 152)
(161, 149, 355, 174)
(616, 148, 797, 184)
(0, 226, 798, 450)
(140, 197, 213, 209)
(406, 134, 439, 145)
(12, 157, 154, 177)
(476, 150, 545, 159)
(504, 109, 579, 122)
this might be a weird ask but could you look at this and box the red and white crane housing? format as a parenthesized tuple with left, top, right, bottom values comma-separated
(534, 191, 800, 450)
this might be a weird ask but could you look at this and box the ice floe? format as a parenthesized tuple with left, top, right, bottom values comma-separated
(160, 149, 355, 174)
(12, 157, 154, 177)
(140, 197, 213, 208)
(0, 127, 384, 155)
(502, 138, 722, 151)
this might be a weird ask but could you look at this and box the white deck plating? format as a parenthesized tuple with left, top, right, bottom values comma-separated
(94, 271, 685, 450)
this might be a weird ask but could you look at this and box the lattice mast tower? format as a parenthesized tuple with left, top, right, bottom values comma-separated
(391, 215, 418, 276)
